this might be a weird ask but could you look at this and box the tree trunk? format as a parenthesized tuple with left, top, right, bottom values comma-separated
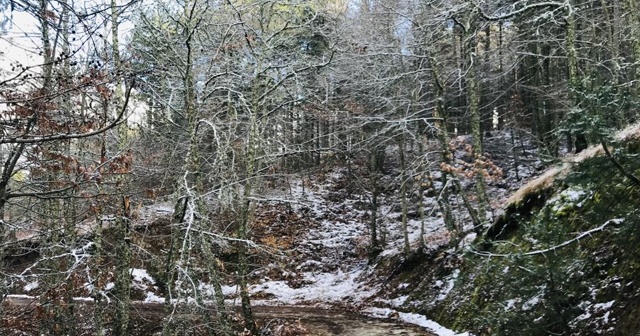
(468, 29, 489, 231)
(428, 49, 456, 233)
(237, 119, 259, 335)
(398, 136, 411, 256)
(112, 1, 132, 333)
(369, 171, 380, 258)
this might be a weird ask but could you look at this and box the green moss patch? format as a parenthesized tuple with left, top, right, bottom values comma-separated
(411, 144, 640, 335)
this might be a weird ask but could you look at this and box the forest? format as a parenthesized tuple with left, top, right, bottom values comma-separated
(1, 0, 639, 335)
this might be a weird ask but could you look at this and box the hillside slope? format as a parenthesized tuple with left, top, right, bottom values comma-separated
(395, 131, 640, 335)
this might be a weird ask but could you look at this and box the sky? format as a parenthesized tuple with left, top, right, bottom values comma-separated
(0, 10, 42, 78)
(0, 0, 141, 79)
(0, 1, 145, 124)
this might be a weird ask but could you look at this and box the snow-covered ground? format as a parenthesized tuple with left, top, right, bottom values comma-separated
(240, 170, 468, 336)
(9, 166, 479, 335)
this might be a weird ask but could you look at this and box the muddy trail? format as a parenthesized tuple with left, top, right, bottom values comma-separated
(3, 296, 434, 335)
(250, 305, 435, 336)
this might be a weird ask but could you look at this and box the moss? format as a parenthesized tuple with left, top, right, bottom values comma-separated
(412, 146, 640, 335)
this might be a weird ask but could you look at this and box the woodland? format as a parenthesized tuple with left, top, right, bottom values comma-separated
(1, 0, 640, 335)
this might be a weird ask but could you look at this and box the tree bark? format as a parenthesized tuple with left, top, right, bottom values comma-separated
(398, 136, 411, 256)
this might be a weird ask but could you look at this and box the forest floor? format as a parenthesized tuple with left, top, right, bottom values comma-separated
(2, 297, 435, 335)
(3, 131, 543, 335)
(0, 167, 460, 335)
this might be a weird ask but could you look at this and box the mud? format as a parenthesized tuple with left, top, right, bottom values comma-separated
(3, 296, 435, 335)
(251, 305, 435, 336)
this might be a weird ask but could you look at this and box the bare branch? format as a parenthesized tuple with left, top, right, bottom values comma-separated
(471, 219, 624, 257)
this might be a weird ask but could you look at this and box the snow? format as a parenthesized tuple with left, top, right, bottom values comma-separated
(6, 294, 96, 303)
(6, 294, 35, 300)
(6, 168, 473, 334)
(389, 295, 408, 307)
(593, 300, 615, 311)
(144, 291, 165, 303)
(364, 307, 471, 336)
(504, 299, 518, 311)
(550, 187, 590, 213)
(398, 312, 472, 336)
(574, 300, 616, 328)
(221, 284, 238, 296)
(250, 267, 376, 305)
(379, 214, 449, 257)
(562, 189, 586, 202)
(270, 170, 474, 333)
(576, 312, 591, 321)
(131, 268, 155, 283)
(23, 281, 38, 292)
(73, 297, 95, 302)
(131, 268, 155, 291)
(522, 294, 541, 310)
(522, 286, 546, 311)
(601, 311, 612, 324)
(435, 269, 459, 302)
(248, 175, 382, 306)
(198, 283, 240, 299)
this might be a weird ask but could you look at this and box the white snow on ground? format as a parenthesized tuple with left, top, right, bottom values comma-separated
(6, 294, 35, 300)
(7, 294, 95, 302)
(378, 206, 451, 257)
(144, 291, 164, 303)
(8, 168, 470, 334)
(570, 299, 617, 334)
(389, 295, 408, 307)
(364, 307, 471, 336)
(522, 286, 545, 311)
(504, 299, 518, 311)
(130, 268, 164, 303)
(550, 187, 590, 213)
(221, 284, 238, 296)
(436, 269, 459, 302)
(575, 300, 616, 322)
(250, 267, 376, 305)
(131, 268, 155, 284)
(6, 168, 470, 334)
(131, 268, 155, 291)
(250, 170, 472, 334)
(23, 281, 38, 292)
(399, 312, 472, 336)
(199, 283, 241, 300)
(594, 300, 615, 311)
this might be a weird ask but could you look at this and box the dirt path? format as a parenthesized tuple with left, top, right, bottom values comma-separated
(3, 296, 435, 335)
(251, 305, 436, 336)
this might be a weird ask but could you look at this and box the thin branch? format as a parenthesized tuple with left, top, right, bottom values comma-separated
(7, 185, 76, 199)
(0, 78, 136, 144)
(601, 139, 640, 188)
(471, 219, 623, 257)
